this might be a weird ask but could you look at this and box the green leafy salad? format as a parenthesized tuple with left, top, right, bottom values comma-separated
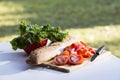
(10, 20, 68, 50)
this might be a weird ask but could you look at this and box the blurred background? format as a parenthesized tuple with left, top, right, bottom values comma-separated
(0, 0, 120, 57)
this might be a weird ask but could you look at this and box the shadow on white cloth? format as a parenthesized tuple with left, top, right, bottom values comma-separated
(0, 51, 30, 75)
(0, 51, 64, 76)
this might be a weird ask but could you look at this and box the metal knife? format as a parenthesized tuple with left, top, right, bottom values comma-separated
(90, 45, 105, 62)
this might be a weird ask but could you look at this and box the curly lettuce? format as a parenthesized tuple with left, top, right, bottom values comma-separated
(10, 20, 68, 50)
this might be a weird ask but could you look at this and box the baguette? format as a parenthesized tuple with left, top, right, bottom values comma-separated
(26, 36, 77, 65)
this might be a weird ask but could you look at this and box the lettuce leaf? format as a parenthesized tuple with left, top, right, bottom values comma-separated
(10, 20, 68, 50)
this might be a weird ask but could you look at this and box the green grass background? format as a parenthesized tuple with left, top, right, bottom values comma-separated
(0, 0, 120, 57)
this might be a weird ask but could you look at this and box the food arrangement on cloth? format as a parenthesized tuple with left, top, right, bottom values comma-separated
(10, 21, 105, 73)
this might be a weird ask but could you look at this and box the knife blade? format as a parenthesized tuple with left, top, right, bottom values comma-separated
(90, 45, 105, 62)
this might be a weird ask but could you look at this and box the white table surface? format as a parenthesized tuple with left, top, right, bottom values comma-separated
(0, 42, 120, 80)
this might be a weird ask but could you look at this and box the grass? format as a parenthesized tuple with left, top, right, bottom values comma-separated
(0, 0, 120, 57)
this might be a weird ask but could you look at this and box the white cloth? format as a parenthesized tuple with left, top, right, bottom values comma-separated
(0, 42, 120, 80)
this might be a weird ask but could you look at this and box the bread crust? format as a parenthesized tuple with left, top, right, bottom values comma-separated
(26, 36, 77, 65)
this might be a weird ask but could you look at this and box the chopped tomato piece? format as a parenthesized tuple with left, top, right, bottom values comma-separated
(83, 47, 88, 53)
(88, 47, 96, 54)
(54, 55, 69, 66)
(54, 41, 96, 66)
(75, 45, 81, 52)
(69, 54, 84, 65)
(77, 47, 88, 54)
(69, 48, 76, 54)
(82, 52, 91, 58)
(61, 50, 70, 56)
(90, 50, 96, 54)
(70, 43, 78, 49)
(63, 46, 71, 51)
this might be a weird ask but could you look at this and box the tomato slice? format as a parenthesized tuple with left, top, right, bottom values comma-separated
(53, 55, 69, 66)
(82, 52, 91, 58)
(54, 41, 95, 66)
(88, 47, 96, 54)
(70, 43, 78, 49)
(61, 50, 70, 56)
(63, 46, 71, 51)
(69, 54, 84, 65)
(69, 48, 76, 54)
(75, 45, 82, 52)
(77, 47, 88, 55)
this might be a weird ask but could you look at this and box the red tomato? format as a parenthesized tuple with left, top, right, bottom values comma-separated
(77, 47, 88, 54)
(91, 50, 96, 54)
(89, 47, 96, 54)
(75, 45, 82, 52)
(63, 46, 71, 51)
(69, 48, 76, 54)
(82, 52, 91, 58)
(54, 55, 69, 66)
(71, 43, 78, 49)
(61, 50, 70, 56)
(69, 54, 84, 65)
